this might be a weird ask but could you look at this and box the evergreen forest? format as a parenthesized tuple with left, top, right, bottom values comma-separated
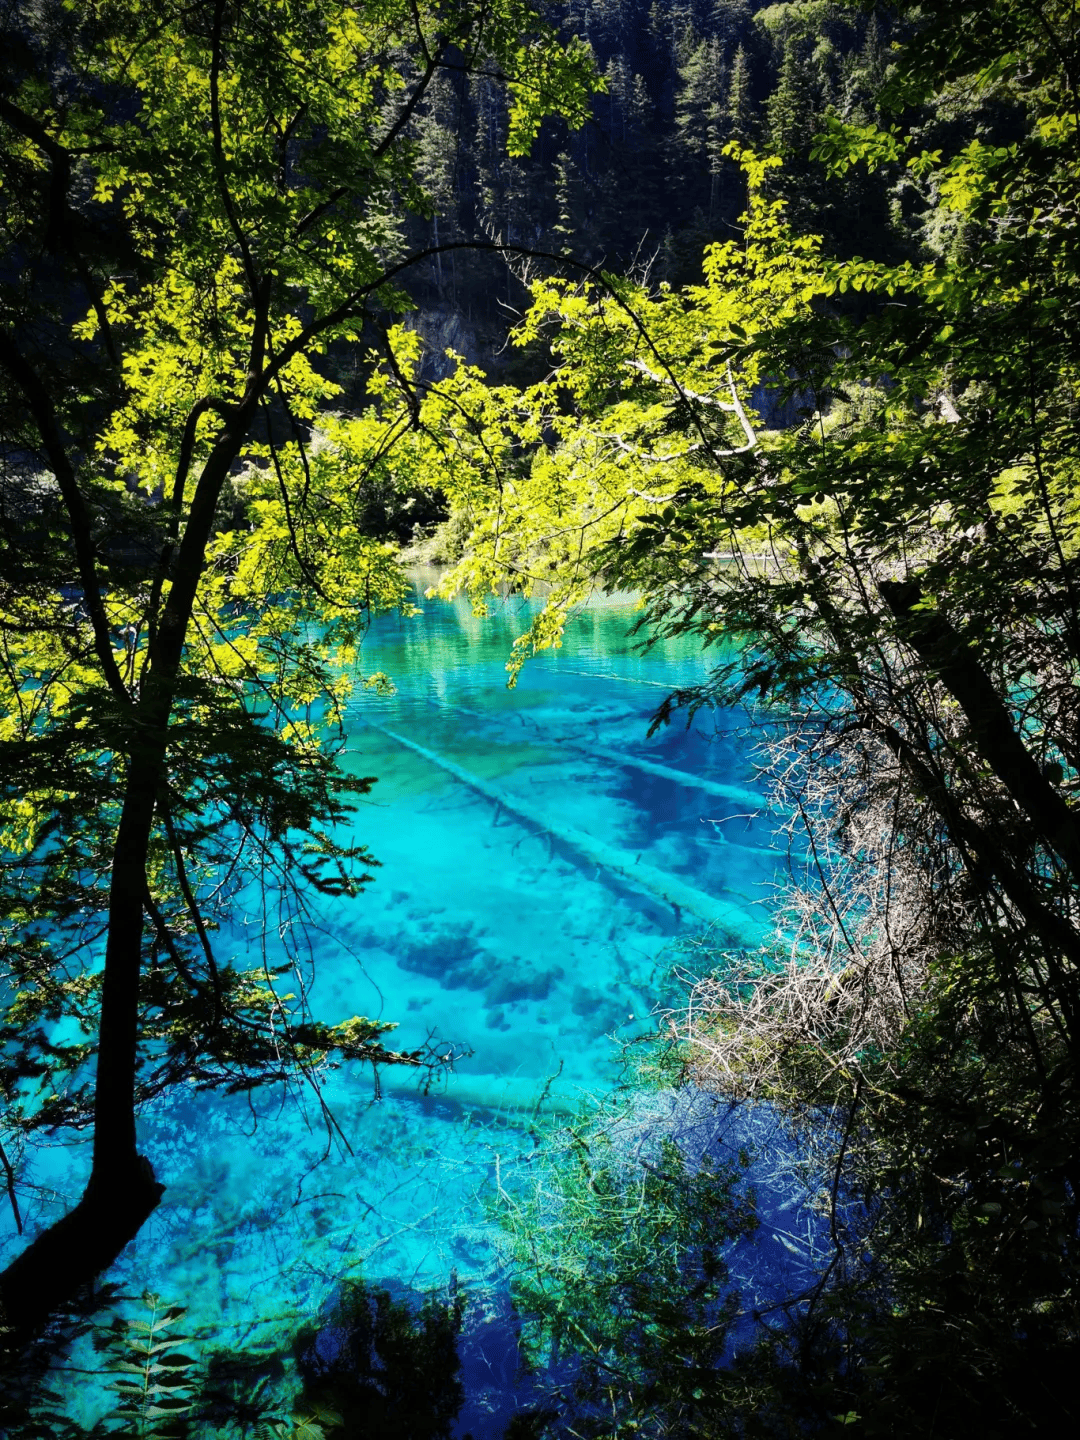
(1, 0, 1079, 1435)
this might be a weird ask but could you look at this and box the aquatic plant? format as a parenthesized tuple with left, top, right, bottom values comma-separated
(495, 1092, 758, 1437)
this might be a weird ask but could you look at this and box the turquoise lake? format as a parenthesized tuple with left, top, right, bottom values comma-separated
(3, 573, 816, 1421)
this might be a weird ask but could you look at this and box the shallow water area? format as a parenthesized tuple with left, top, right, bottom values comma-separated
(4, 574, 797, 1411)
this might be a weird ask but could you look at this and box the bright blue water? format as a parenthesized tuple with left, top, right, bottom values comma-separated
(4, 575, 823, 1423)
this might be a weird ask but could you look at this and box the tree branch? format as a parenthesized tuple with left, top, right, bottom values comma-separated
(159, 806, 223, 1027)
(373, 42, 446, 160)
(881, 579, 1080, 886)
(0, 94, 71, 252)
(0, 1136, 22, 1235)
(209, 0, 259, 295)
(0, 332, 131, 706)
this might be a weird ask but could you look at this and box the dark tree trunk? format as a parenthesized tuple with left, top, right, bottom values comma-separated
(0, 1163, 164, 1337)
(0, 421, 253, 1338)
(0, 737, 172, 1337)
(881, 579, 1080, 883)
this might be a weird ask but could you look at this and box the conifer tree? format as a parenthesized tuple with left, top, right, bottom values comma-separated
(673, 33, 721, 173)
(726, 42, 755, 142)
(414, 75, 463, 301)
(603, 52, 632, 145)
(552, 148, 594, 255)
(765, 38, 817, 158)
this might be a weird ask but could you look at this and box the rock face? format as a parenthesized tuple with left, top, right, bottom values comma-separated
(403, 304, 497, 381)
(403, 300, 816, 427)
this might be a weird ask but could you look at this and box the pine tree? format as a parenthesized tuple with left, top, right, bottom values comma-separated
(709, 0, 753, 53)
(726, 42, 754, 143)
(706, 59, 729, 223)
(603, 52, 632, 145)
(672, 32, 726, 224)
(553, 150, 582, 250)
(674, 34, 718, 163)
(414, 75, 462, 300)
(473, 77, 503, 234)
(628, 71, 654, 142)
(765, 40, 817, 158)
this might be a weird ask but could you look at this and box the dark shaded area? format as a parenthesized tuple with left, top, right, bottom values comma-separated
(292, 1279, 466, 1440)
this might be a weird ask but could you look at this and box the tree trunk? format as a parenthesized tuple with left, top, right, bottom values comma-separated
(0, 741, 171, 1337)
(0, 421, 251, 1338)
(881, 579, 1080, 884)
(0, 1163, 164, 1337)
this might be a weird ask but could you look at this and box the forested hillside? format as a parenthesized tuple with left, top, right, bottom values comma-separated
(383, 1, 896, 382)
(2, 1, 1079, 1436)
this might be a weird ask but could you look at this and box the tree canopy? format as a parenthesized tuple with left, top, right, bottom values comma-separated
(0, 0, 596, 1333)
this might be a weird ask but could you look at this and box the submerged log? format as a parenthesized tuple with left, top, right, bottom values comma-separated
(372, 724, 766, 941)
(376, 1066, 580, 1120)
(585, 744, 765, 807)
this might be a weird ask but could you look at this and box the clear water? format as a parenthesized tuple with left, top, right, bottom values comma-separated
(5, 574, 818, 1421)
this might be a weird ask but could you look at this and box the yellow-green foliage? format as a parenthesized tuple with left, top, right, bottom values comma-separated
(0, 0, 603, 1141)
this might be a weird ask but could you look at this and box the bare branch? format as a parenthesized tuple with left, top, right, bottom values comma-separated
(160, 806, 223, 1027)
(0, 1137, 22, 1236)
